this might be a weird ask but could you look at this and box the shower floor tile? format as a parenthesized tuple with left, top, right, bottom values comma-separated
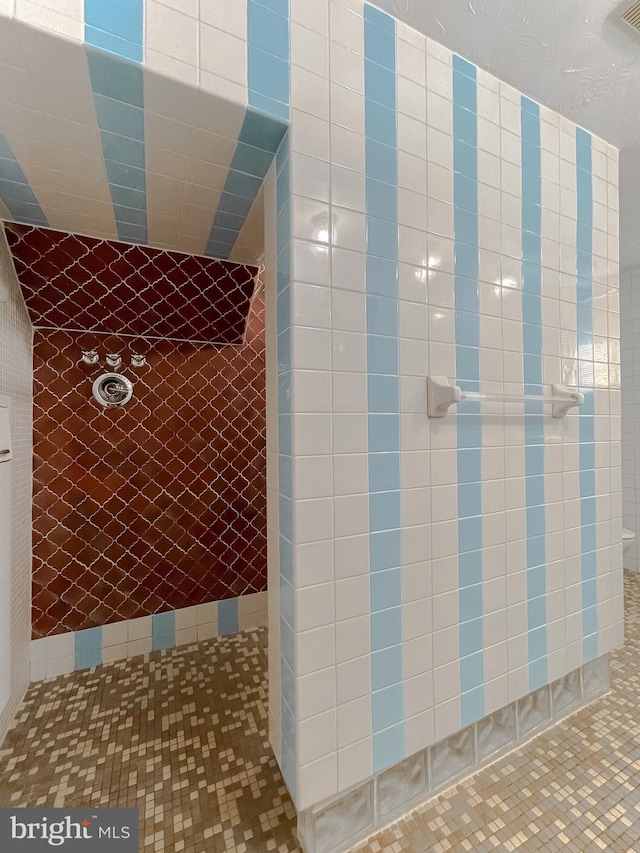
(1, 572, 640, 852)
(0, 626, 300, 853)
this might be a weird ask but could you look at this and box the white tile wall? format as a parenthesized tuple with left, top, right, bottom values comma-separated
(14, 0, 83, 42)
(621, 267, 639, 572)
(284, 0, 620, 812)
(264, 161, 283, 764)
(0, 226, 32, 744)
(30, 592, 269, 683)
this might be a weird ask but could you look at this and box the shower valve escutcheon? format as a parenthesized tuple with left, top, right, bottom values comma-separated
(106, 353, 123, 368)
(81, 350, 99, 365)
(93, 373, 133, 407)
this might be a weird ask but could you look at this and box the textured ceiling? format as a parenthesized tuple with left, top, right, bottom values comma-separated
(376, 0, 640, 147)
(375, 0, 640, 269)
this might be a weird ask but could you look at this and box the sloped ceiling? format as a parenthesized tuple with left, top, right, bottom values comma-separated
(0, 15, 285, 264)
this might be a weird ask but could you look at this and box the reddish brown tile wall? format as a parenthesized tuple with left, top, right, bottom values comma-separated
(5, 224, 255, 343)
(5, 224, 266, 640)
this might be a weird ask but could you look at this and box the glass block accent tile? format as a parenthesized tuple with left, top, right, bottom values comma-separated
(517, 683, 552, 737)
(476, 703, 517, 761)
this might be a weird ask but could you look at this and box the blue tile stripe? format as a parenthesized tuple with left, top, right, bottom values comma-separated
(248, 0, 290, 122)
(521, 97, 548, 691)
(276, 133, 296, 795)
(152, 611, 176, 650)
(364, 3, 405, 773)
(85, 0, 143, 64)
(0, 133, 48, 226)
(205, 110, 287, 259)
(75, 626, 102, 670)
(452, 54, 484, 727)
(85, 27, 147, 245)
(218, 598, 240, 635)
(576, 127, 598, 663)
(205, 0, 290, 260)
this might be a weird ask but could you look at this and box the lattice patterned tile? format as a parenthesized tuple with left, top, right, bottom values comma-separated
(32, 293, 266, 638)
(4, 223, 257, 344)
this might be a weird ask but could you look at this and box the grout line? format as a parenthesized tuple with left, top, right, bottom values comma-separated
(32, 326, 248, 348)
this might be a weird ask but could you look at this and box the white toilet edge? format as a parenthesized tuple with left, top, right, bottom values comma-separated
(623, 528, 636, 541)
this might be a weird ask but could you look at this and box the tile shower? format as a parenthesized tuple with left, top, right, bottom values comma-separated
(0, 0, 626, 852)
(3, 223, 268, 676)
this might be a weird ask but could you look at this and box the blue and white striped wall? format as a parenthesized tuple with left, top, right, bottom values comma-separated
(0, 0, 623, 818)
(364, 3, 405, 775)
(520, 96, 548, 692)
(282, 0, 621, 814)
(452, 53, 485, 729)
(0, 1, 290, 262)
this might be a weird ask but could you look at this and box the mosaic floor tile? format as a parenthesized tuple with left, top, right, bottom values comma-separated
(0, 628, 300, 853)
(2, 573, 640, 852)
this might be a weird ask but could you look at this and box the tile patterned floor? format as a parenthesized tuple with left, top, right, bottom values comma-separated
(1, 572, 640, 852)
(0, 627, 299, 853)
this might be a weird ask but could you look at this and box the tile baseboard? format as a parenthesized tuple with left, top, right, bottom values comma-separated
(30, 591, 268, 682)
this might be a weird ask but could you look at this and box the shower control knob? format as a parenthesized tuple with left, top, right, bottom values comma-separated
(81, 350, 99, 365)
(130, 353, 146, 368)
(106, 353, 122, 368)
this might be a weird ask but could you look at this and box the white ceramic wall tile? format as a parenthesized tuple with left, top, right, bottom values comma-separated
(146, 1, 198, 69)
(297, 752, 339, 813)
(335, 625, 368, 682)
(15, 0, 83, 41)
(199, 23, 247, 93)
(0, 226, 33, 742)
(337, 736, 372, 792)
(29, 591, 267, 683)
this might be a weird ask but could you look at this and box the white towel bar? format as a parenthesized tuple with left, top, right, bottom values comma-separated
(427, 376, 584, 419)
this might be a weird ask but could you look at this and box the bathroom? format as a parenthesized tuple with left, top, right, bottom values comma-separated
(0, 0, 637, 851)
